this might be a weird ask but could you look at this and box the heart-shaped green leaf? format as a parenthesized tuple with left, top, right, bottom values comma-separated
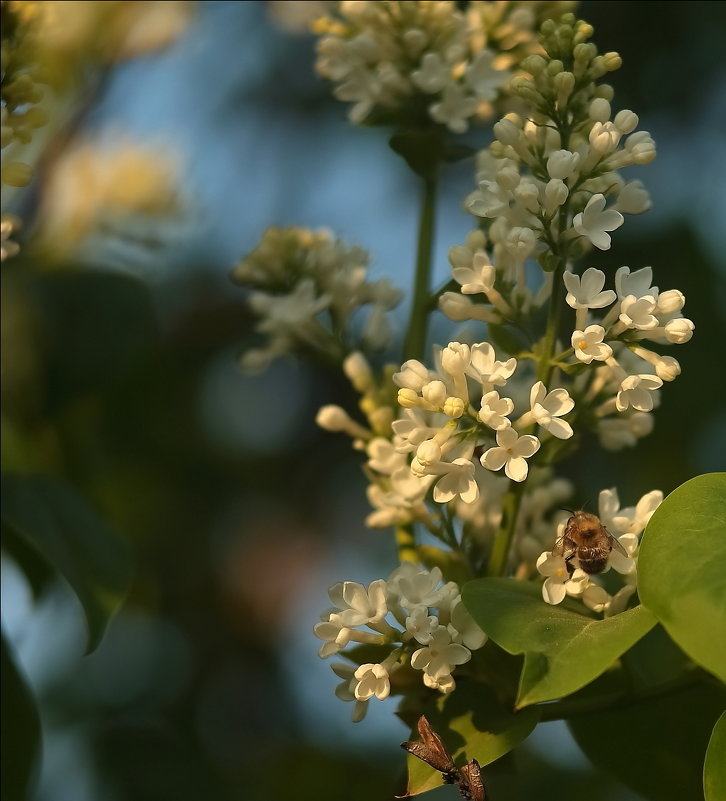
(638, 472, 726, 683)
(462, 578, 655, 707)
(402, 681, 539, 796)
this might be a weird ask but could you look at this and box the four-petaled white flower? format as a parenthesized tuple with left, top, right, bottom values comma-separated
(616, 374, 663, 412)
(466, 342, 517, 387)
(433, 458, 479, 505)
(619, 294, 659, 330)
(530, 381, 575, 440)
(615, 266, 657, 299)
(328, 579, 388, 627)
(389, 564, 445, 610)
(464, 49, 508, 101)
(536, 551, 589, 605)
(352, 663, 391, 701)
(453, 250, 495, 294)
(479, 390, 514, 430)
(405, 608, 440, 645)
(564, 268, 616, 309)
(481, 427, 540, 482)
(572, 194, 624, 250)
(410, 627, 471, 685)
(572, 325, 612, 363)
(448, 596, 487, 650)
(411, 52, 449, 93)
(430, 83, 478, 134)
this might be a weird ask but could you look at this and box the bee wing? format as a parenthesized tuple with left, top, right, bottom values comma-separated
(458, 759, 486, 801)
(607, 530, 630, 558)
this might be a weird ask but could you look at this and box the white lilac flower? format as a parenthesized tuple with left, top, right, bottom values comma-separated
(466, 180, 511, 218)
(464, 49, 508, 101)
(411, 52, 450, 93)
(481, 427, 540, 482)
(439, 291, 500, 323)
(615, 180, 651, 214)
(410, 627, 471, 687)
(546, 149, 580, 179)
(452, 250, 495, 294)
(529, 381, 574, 440)
(448, 596, 487, 650)
(564, 268, 616, 310)
(352, 663, 391, 701)
(393, 359, 433, 391)
(663, 318, 694, 344)
(619, 295, 659, 330)
(405, 608, 440, 645)
(466, 342, 517, 387)
(331, 662, 369, 722)
(597, 411, 653, 450)
(582, 584, 636, 617)
(314, 613, 353, 658)
(572, 325, 613, 363)
(616, 374, 663, 413)
(316, 405, 371, 439)
(391, 408, 440, 453)
(328, 579, 388, 627)
(365, 484, 420, 528)
(430, 83, 479, 133)
(615, 266, 657, 299)
(479, 390, 514, 430)
(536, 552, 589, 605)
(572, 193, 624, 250)
(388, 564, 445, 611)
(599, 488, 663, 536)
(366, 438, 407, 475)
(432, 458, 479, 505)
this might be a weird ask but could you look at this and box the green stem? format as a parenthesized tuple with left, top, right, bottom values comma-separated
(536, 258, 567, 383)
(486, 480, 524, 576)
(485, 257, 567, 577)
(403, 175, 437, 361)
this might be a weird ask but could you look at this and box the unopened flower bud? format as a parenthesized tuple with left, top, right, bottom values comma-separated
(493, 118, 522, 147)
(656, 290, 685, 314)
(614, 109, 638, 134)
(443, 397, 465, 418)
(654, 355, 681, 382)
(422, 380, 447, 406)
(416, 439, 442, 467)
(398, 388, 420, 408)
(664, 318, 694, 344)
(589, 98, 611, 122)
(343, 352, 373, 393)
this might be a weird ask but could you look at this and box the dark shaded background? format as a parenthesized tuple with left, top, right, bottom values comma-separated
(2, 3, 725, 800)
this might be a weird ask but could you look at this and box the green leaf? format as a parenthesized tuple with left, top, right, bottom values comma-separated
(569, 679, 726, 801)
(638, 472, 726, 683)
(1, 474, 132, 652)
(402, 681, 539, 797)
(462, 578, 656, 707)
(1, 631, 41, 801)
(705, 711, 726, 801)
(486, 323, 531, 358)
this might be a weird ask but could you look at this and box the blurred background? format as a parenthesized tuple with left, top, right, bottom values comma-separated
(2, 2, 725, 800)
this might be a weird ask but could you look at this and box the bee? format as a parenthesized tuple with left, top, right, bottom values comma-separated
(400, 716, 486, 801)
(554, 510, 628, 575)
